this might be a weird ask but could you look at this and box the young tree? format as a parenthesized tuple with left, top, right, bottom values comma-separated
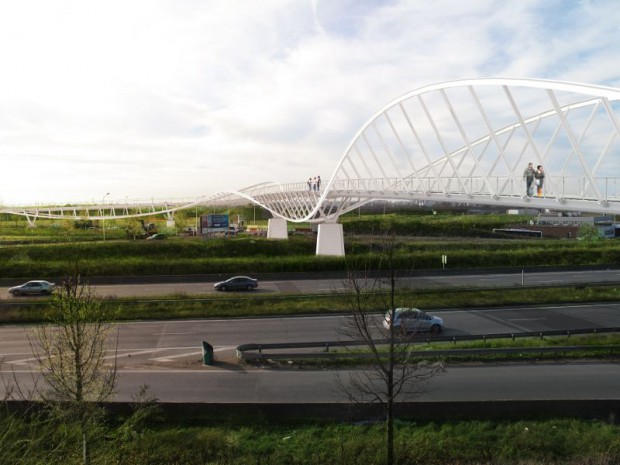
(338, 236, 444, 465)
(577, 223, 602, 242)
(125, 218, 146, 240)
(30, 273, 118, 465)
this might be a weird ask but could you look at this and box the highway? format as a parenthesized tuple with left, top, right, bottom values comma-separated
(2, 268, 620, 299)
(1, 301, 620, 402)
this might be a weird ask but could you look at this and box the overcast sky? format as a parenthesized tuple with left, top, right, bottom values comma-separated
(1, 0, 619, 205)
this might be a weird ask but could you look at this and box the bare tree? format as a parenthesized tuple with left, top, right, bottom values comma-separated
(30, 273, 118, 465)
(338, 235, 444, 465)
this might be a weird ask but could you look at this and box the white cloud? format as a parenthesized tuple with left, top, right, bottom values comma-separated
(0, 0, 619, 204)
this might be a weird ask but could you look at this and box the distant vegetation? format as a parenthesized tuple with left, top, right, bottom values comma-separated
(1, 208, 619, 278)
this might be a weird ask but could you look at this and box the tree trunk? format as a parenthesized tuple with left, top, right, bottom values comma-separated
(387, 349, 395, 465)
(387, 395, 394, 465)
(82, 430, 89, 465)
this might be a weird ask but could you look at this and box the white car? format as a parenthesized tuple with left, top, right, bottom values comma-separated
(383, 308, 444, 333)
(8, 280, 56, 296)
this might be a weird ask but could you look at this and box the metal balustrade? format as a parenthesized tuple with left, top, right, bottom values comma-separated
(4, 78, 620, 224)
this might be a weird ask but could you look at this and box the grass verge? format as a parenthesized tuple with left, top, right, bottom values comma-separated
(2, 410, 620, 465)
(2, 282, 620, 325)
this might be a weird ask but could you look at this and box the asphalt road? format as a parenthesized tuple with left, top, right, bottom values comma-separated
(2, 268, 620, 299)
(2, 302, 620, 402)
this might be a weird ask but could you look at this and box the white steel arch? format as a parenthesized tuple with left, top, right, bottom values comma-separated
(4, 78, 620, 226)
(245, 78, 620, 222)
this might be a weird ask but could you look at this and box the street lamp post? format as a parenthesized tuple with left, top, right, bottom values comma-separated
(102, 193, 110, 241)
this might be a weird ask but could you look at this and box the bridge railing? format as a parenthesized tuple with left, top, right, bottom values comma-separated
(322, 177, 620, 201)
(241, 177, 620, 202)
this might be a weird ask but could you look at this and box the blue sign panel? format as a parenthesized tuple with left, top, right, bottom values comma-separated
(207, 214, 229, 228)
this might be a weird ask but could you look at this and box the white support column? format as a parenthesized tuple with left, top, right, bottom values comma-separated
(267, 218, 288, 239)
(316, 223, 345, 256)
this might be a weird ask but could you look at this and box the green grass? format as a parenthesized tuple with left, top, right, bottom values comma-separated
(2, 410, 620, 465)
(296, 333, 620, 367)
(2, 211, 620, 278)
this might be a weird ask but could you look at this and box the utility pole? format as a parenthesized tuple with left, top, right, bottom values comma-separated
(102, 193, 110, 241)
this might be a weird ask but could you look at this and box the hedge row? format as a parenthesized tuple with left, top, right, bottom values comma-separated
(1, 239, 620, 278)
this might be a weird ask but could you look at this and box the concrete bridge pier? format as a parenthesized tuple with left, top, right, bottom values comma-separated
(164, 211, 175, 229)
(316, 223, 345, 256)
(267, 218, 288, 239)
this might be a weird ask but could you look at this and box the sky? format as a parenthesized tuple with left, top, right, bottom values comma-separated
(1, 0, 620, 205)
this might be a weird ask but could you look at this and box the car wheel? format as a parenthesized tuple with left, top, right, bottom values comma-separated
(42, 290, 50, 295)
(11, 290, 20, 296)
(430, 324, 442, 334)
(247, 285, 254, 291)
(220, 285, 227, 292)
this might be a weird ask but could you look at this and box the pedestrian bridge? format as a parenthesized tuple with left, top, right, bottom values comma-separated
(4, 78, 620, 255)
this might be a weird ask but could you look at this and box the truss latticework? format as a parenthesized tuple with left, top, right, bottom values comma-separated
(4, 78, 620, 223)
(241, 78, 620, 221)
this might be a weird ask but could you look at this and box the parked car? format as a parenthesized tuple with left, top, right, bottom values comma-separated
(383, 308, 444, 333)
(214, 276, 258, 292)
(147, 233, 167, 240)
(8, 280, 56, 296)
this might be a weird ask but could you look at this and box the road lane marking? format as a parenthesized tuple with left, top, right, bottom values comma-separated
(7, 357, 38, 367)
(150, 351, 203, 362)
(103, 348, 168, 361)
(150, 346, 235, 362)
(153, 332, 197, 335)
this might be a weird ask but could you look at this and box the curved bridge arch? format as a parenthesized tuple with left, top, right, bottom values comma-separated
(245, 78, 620, 222)
(3, 78, 620, 252)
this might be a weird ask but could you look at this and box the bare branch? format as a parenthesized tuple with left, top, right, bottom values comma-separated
(337, 233, 444, 465)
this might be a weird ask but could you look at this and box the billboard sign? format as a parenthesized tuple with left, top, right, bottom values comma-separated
(200, 214, 229, 234)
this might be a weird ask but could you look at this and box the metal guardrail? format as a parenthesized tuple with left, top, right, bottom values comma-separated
(236, 327, 620, 362)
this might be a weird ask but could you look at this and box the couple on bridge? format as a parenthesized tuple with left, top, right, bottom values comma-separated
(307, 176, 321, 192)
(523, 163, 545, 197)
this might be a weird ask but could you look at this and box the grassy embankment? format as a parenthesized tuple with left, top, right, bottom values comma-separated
(2, 212, 620, 464)
(1, 211, 620, 324)
(2, 227, 620, 278)
(2, 410, 620, 465)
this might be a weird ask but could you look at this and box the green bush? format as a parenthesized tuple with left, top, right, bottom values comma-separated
(2, 212, 620, 278)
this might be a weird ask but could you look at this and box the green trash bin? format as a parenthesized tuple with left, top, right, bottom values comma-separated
(202, 341, 214, 365)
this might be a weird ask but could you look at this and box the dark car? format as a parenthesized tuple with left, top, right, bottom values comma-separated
(9, 280, 56, 296)
(214, 276, 258, 292)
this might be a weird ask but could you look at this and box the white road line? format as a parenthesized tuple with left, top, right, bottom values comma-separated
(103, 348, 168, 361)
(150, 351, 203, 362)
(7, 357, 38, 367)
(153, 332, 197, 336)
(149, 346, 235, 362)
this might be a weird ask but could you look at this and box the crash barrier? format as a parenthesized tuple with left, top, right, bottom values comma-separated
(236, 327, 620, 362)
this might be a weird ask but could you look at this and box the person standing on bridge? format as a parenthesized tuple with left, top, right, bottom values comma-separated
(523, 162, 535, 197)
(308, 177, 312, 191)
(535, 165, 545, 197)
(316, 175, 321, 191)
